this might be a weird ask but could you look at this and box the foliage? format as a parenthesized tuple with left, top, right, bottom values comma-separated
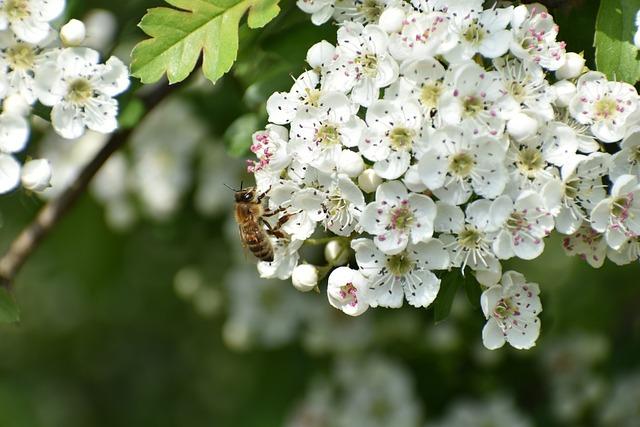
(595, 0, 640, 83)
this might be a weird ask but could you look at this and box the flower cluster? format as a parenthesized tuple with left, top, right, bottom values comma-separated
(0, 1, 129, 195)
(245, 0, 640, 350)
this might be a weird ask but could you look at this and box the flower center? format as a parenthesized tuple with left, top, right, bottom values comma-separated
(630, 145, 640, 164)
(462, 95, 483, 116)
(386, 253, 413, 276)
(6, 43, 35, 70)
(304, 88, 321, 107)
(506, 212, 527, 231)
(355, 53, 378, 78)
(390, 205, 413, 230)
(315, 123, 340, 146)
(449, 151, 475, 177)
(493, 298, 517, 319)
(420, 82, 442, 109)
(67, 78, 94, 105)
(611, 196, 631, 219)
(389, 127, 414, 151)
(594, 97, 618, 120)
(508, 81, 527, 102)
(463, 21, 485, 44)
(458, 227, 482, 249)
(357, 0, 383, 22)
(516, 147, 544, 176)
(564, 179, 579, 200)
(4, 0, 29, 19)
(339, 282, 358, 307)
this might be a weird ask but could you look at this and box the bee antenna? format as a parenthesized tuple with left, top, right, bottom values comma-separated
(240, 181, 244, 190)
(223, 183, 237, 192)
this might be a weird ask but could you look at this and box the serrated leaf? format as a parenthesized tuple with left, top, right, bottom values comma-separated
(0, 288, 19, 323)
(131, 0, 281, 85)
(462, 272, 482, 310)
(434, 271, 460, 323)
(595, 0, 640, 84)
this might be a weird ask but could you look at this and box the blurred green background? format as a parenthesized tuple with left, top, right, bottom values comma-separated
(1, 0, 640, 426)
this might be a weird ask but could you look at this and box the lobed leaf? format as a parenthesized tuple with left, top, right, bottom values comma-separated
(131, 0, 281, 85)
(595, 0, 640, 84)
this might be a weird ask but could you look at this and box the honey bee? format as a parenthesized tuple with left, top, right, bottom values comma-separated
(234, 186, 289, 262)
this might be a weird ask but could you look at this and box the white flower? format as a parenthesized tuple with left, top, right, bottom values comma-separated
(569, 71, 638, 143)
(20, 158, 50, 191)
(333, 0, 391, 25)
(292, 264, 319, 292)
(257, 239, 304, 280)
(388, 11, 450, 61)
(359, 180, 436, 255)
(297, 0, 335, 25)
(385, 58, 445, 118)
(418, 125, 508, 205)
(293, 172, 365, 236)
(510, 4, 566, 71)
(481, 270, 541, 350)
(327, 266, 369, 315)
(490, 191, 555, 260)
(555, 52, 585, 80)
(0, 0, 64, 43)
(607, 235, 640, 266)
(359, 98, 422, 179)
(0, 30, 56, 104)
(336, 149, 364, 177)
(590, 174, 640, 250)
(289, 92, 363, 172)
(248, 125, 291, 193)
(494, 56, 556, 121)
(610, 129, 640, 181)
(438, 60, 517, 135)
(436, 200, 500, 272)
(324, 23, 398, 107)
(266, 71, 324, 125)
(268, 180, 319, 240)
(35, 47, 130, 139)
(545, 153, 609, 235)
(0, 152, 19, 193)
(442, 6, 513, 64)
(352, 237, 449, 308)
(562, 224, 607, 268)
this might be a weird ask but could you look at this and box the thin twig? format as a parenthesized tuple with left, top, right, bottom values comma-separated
(0, 80, 177, 289)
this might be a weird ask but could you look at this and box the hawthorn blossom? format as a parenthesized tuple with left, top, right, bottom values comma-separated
(569, 72, 638, 143)
(297, 0, 336, 25)
(418, 125, 508, 204)
(610, 129, 640, 181)
(562, 224, 608, 268)
(35, 47, 129, 139)
(385, 58, 445, 118)
(327, 266, 369, 315)
(266, 71, 324, 125)
(590, 174, 640, 250)
(248, 125, 291, 193)
(323, 23, 398, 107)
(481, 270, 542, 350)
(490, 191, 556, 260)
(0, 0, 65, 43)
(359, 180, 436, 255)
(388, 10, 449, 61)
(359, 99, 422, 179)
(352, 237, 449, 308)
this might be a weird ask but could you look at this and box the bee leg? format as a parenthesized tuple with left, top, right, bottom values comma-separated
(256, 186, 272, 204)
(262, 219, 288, 239)
(263, 206, 286, 217)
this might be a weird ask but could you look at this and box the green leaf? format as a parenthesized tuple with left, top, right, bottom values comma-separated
(131, 0, 282, 85)
(0, 288, 19, 323)
(595, 0, 640, 84)
(224, 113, 262, 157)
(463, 272, 482, 310)
(434, 271, 460, 323)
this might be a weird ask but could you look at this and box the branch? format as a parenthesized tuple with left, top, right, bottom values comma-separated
(0, 81, 177, 289)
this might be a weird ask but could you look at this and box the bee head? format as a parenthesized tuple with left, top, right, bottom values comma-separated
(235, 187, 256, 203)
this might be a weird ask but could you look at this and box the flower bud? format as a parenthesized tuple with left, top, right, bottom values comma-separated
(553, 80, 577, 108)
(2, 94, 30, 117)
(327, 267, 369, 316)
(358, 169, 382, 193)
(83, 9, 117, 51)
(21, 159, 52, 192)
(60, 19, 86, 47)
(306, 40, 335, 69)
(555, 52, 585, 80)
(291, 264, 319, 292)
(379, 7, 405, 33)
(507, 112, 538, 142)
(324, 239, 349, 266)
(337, 149, 364, 177)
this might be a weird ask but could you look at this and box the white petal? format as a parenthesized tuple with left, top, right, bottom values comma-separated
(482, 318, 506, 350)
(51, 103, 86, 139)
(0, 113, 29, 153)
(0, 154, 20, 194)
(404, 269, 440, 308)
